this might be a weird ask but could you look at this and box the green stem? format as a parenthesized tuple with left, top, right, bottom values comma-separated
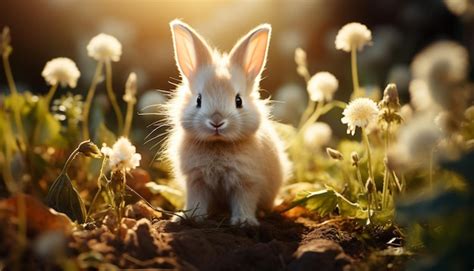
(298, 100, 315, 129)
(60, 144, 82, 176)
(350, 47, 361, 99)
(85, 156, 108, 222)
(429, 148, 434, 191)
(105, 60, 124, 134)
(382, 122, 391, 209)
(44, 83, 58, 106)
(362, 128, 374, 181)
(82, 62, 103, 140)
(123, 99, 135, 137)
(2, 54, 27, 151)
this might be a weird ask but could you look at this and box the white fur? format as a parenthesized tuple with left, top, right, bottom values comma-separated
(165, 20, 291, 226)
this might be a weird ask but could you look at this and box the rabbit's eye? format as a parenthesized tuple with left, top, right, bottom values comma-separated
(235, 94, 242, 108)
(196, 94, 202, 108)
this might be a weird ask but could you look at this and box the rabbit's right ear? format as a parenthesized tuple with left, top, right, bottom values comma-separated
(170, 20, 213, 81)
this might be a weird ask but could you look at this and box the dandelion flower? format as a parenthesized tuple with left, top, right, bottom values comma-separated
(307, 72, 339, 102)
(101, 137, 141, 172)
(87, 33, 122, 62)
(41, 57, 80, 88)
(335, 22, 372, 52)
(389, 113, 442, 169)
(409, 79, 437, 112)
(411, 41, 469, 83)
(303, 122, 332, 149)
(341, 98, 379, 135)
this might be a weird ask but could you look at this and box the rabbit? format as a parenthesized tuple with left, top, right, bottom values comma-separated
(165, 19, 291, 226)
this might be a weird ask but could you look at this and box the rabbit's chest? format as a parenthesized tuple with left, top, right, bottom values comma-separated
(185, 148, 257, 188)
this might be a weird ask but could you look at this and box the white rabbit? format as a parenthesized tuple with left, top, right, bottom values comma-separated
(165, 19, 291, 226)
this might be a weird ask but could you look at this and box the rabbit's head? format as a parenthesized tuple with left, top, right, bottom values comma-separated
(170, 20, 271, 143)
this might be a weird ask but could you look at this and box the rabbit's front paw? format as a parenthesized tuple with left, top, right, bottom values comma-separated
(230, 215, 259, 226)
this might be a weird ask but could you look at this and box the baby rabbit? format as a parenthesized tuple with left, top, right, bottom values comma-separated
(166, 19, 291, 226)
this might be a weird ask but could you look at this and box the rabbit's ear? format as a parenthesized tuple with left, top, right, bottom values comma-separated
(229, 24, 271, 82)
(170, 20, 213, 80)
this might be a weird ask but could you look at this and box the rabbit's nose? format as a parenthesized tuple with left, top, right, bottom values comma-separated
(211, 121, 224, 128)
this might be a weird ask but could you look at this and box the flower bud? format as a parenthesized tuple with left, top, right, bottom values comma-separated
(1, 26, 12, 57)
(326, 147, 343, 161)
(382, 83, 400, 110)
(365, 178, 374, 193)
(123, 72, 137, 103)
(351, 152, 359, 166)
(294, 48, 307, 67)
(78, 140, 102, 158)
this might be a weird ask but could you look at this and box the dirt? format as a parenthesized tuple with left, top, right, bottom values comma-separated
(0, 199, 407, 271)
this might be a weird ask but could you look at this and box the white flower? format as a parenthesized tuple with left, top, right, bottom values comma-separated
(307, 72, 339, 102)
(101, 137, 141, 172)
(335, 22, 372, 52)
(411, 40, 469, 83)
(41, 57, 80, 88)
(87, 33, 122, 62)
(341, 98, 379, 135)
(389, 113, 442, 170)
(304, 122, 332, 149)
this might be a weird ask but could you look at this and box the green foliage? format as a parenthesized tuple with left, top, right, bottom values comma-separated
(45, 173, 86, 223)
(295, 188, 368, 219)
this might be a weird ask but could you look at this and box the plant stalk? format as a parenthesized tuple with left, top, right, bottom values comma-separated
(350, 47, 361, 99)
(44, 83, 58, 106)
(2, 54, 27, 151)
(105, 60, 124, 134)
(82, 62, 104, 140)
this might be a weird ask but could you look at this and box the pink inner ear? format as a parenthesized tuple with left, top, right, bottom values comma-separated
(173, 26, 197, 78)
(244, 30, 269, 78)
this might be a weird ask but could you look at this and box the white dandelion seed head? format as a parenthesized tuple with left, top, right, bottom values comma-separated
(335, 22, 372, 52)
(307, 72, 339, 102)
(411, 40, 469, 83)
(87, 33, 122, 62)
(341, 98, 379, 136)
(408, 79, 440, 112)
(101, 137, 141, 172)
(41, 57, 80, 88)
(303, 122, 332, 149)
(391, 113, 442, 168)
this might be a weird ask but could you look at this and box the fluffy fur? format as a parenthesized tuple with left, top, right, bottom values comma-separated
(165, 19, 291, 226)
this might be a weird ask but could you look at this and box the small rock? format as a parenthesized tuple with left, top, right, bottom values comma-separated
(289, 239, 353, 271)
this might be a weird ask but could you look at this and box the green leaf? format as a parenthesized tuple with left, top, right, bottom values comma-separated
(298, 189, 338, 216)
(45, 173, 86, 223)
(337, 196, 368, 219)
(145, 182, 184, 208)
(34, 98, 65, 146)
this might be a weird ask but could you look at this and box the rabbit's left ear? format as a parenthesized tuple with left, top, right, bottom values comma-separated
(229, 24, 271, 82)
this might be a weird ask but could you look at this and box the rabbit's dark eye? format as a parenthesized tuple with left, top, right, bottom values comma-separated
(235, 94, 242, 108)
(196, 94, 202, 108)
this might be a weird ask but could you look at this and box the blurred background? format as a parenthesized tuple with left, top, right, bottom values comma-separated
(0, 0, 472, 140)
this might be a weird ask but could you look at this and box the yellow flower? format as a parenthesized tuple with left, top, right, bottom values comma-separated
(341, 98, 379, 135)
(41, 57, 80, 88)
(335, 22, 372, 52)
(307, 72, 339, 102)
(101, 137, 141, 172)
(87, 33, 122, 62)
